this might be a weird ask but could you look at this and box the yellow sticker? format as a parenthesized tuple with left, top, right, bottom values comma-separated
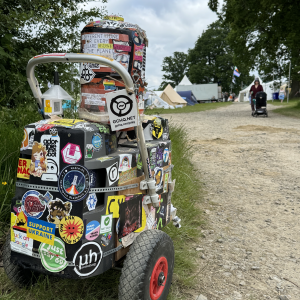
(27, 217, 55, 246)
(13, 211, 28, 232)
(152, 118, 163, 139)
(59, 216, 84, 244)
(48, 119, 85, 127)
(11, 213, 17, 242)
(17, 158, 31, 179)
(106, 195, 125, 218)
(134, 207, 147, 233)
(98, 43, 113, 49)
(44, 106, 52, 113)
(104, 16, 124, 22)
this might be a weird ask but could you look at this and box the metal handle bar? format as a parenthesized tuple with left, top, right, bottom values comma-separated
(26, 52, 159, 207)
(26, 53, 134, 108)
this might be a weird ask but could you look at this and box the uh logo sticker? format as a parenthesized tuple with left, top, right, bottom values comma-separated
(73, 242, 102, 277)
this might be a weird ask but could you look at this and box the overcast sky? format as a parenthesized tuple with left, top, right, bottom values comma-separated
(83, 0, 220, 90)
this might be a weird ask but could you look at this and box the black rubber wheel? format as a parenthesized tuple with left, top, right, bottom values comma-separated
(3, 233, 38, 287)
(118, 230, 174, 300)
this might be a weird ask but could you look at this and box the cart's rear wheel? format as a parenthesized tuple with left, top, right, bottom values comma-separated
(3, 233, 38, 287)
(118, 230, 174, 300)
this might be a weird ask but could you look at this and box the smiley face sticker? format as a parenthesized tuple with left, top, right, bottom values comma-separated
(59, 215, 84, 244)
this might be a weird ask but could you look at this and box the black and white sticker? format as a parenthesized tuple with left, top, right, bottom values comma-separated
(80, 64, 96, 84)
(106, 162, 119, 186)
(41, 134, 60, 181)
(73, 242, 102, 277)
(106, 90, 138, 131)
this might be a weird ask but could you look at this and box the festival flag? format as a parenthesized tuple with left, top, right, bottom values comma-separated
(233, 66, 240, 77)
(232, 76, 236, 84)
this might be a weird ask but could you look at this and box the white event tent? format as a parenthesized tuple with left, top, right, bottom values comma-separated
(238, 77, 278, 102)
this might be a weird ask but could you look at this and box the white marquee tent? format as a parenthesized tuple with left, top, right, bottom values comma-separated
(238, 77, 278, 102)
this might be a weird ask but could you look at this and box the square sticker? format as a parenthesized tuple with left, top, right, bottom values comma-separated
(100, 214, 113, 234)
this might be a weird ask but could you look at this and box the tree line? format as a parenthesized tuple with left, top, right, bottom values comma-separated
(159, 0, 300, 96)
(0, 0, 107, 107)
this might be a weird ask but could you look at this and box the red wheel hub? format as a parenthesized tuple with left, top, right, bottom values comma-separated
(149, 256, 168, 300)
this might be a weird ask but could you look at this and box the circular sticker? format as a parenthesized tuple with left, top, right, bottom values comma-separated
(73, 242, 102, 277)
(85, 220, 100, 241)
(59, 216, 84, 244)
(100, 232, 112, 247)
(39, 237, 68, 272)
(92, 133, 102, 151)
(21, 190, 46, 219)
(110, 95, 133, 117)
(58, 165, 90, 202)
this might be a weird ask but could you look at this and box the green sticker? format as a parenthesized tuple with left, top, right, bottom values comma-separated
(39, 237, 68, 273)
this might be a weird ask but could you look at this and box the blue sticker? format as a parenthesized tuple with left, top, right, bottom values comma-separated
(58, 165, 90, 202)
(86, 193, 97, 211)
(85, 220, 100, 241)
(92, 133, 102, 151)
(27, 217, 56, 245)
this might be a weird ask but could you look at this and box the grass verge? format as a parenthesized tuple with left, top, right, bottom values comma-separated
(0, 107, 204, 300)
(269, 98, 300, 118)
(145, 101, 232, 115)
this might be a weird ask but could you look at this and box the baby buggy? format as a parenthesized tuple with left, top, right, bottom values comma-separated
(252, 91, 268, 117)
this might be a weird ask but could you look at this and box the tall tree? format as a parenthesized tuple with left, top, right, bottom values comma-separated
(208, 0, 300, 96)
(188, 20, 252, 94)
(0, 0, 107, 106)
(158, 52, 188, 90)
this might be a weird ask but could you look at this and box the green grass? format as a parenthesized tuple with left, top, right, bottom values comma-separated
(145, 101, 232, 115)
(0, 106, 204, 299)
(269, 98, 300, 118)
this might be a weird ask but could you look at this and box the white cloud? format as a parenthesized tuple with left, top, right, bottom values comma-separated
(82, 0, 219, 89)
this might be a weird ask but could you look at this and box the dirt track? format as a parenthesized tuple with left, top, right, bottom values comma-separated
(163, 103, 300, 300)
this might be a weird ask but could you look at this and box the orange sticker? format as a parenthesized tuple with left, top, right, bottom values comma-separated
(59, 216, 84, 244)
(17, 158, 31, 179)
(21, 128, 28, 150)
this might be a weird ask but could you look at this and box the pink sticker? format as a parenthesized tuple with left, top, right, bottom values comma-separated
(134, 56, 143, 61)
(61, 143, 82, 164)
(113, 44, 131, 52)
(85, 220, 100, 241)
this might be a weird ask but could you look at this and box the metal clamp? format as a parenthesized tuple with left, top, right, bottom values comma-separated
(103, 244, 123, 257)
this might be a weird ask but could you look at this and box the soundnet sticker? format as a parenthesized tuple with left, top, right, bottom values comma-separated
(105, 90, 138, 131)
(106, 162, 119, 186)
(73, 242, 102, 277)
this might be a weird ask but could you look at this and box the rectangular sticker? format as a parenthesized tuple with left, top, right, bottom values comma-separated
(113, 44, 131, 52)
(27, 217, 55, 245)
(118, 194, 143, 238)
(82, 33, 120, 41)
(106, 162, 119, 186)
(163, 173, 169, 193)
(106, 195, 125, 218)
(100, 214, 113, 234)
(17, 158, 31, 179)
(10, 229, 33, 256)
(82, 93, 106, 106)
(106, 89, 138, 131)
(41, 133, 60, 181)
(98, 43, 113, 49)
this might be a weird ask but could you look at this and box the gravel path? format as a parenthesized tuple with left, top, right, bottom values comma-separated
(163, 103, 300, 300)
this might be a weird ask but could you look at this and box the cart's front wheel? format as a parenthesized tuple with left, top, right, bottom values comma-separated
(118, 230, 174, 300)
(3, 233, 38, 287)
